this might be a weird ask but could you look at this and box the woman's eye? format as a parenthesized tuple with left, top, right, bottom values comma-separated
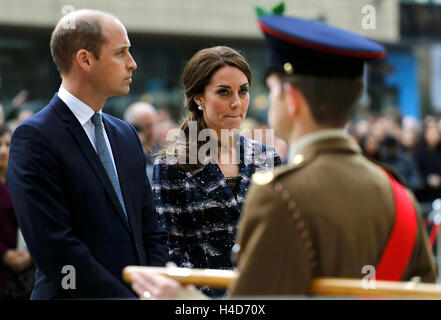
(240, 87, 249, 94)
(217, 89, 229, 96)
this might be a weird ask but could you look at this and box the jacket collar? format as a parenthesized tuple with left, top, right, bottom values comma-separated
(288, 129, 349, 162)
(57, 85, 98, 126)
(289, 134, 361, 166)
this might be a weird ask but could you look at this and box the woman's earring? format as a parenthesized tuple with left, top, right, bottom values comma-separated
(198, 105, 204, 111)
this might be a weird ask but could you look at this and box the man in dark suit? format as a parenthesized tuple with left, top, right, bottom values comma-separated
(6, 9, 169, 299)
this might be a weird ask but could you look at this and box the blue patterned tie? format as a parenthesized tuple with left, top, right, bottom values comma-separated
(91, 112, 128, 220)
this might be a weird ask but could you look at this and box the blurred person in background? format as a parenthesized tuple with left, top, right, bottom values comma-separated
(154, 108, 178, 145)
(124, 101, 159, 184)
(16, 110, 35, 125)
(0, 125, 34, 300)
(400, 125, 420, 156)
(155, 119, 178, 145)
(156, 107, 172, 122)
(414, 119, 441, 203)
(378, 135, 423, 192)
(402, 115, 420, 134)
(4, 90, 29, 123)
(6, 109, 36, 133)
(354, 118, 371, 138)
(151, 46, 281, 297)
(371, 116, 388, 143)
(359, 134, 380, 161)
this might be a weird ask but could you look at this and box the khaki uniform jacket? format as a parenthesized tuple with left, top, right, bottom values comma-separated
(230, 136, 435, 296)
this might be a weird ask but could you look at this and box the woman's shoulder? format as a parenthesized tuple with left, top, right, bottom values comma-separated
(241, 136, 279, 156)
(153, 154, 184, 177)
(241, 135, 281, 167)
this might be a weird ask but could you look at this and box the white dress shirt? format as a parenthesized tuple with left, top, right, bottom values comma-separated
(58, 85, 119, 174)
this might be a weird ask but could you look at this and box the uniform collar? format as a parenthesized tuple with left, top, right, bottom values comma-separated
(58, 85, 101, 126)
(288, 129, 349, 163)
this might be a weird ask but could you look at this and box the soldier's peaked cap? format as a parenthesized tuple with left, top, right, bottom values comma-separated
(258, 14, 386, 78)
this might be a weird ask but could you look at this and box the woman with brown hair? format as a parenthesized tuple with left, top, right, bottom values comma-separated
(152, 46, 281, 297)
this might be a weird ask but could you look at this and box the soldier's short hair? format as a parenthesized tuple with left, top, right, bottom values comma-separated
(282, 74, 363, 127)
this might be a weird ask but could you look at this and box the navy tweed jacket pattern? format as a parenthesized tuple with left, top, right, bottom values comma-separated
(152, 135, 281, 272)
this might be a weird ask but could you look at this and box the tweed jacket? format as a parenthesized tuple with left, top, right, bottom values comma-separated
(152, 135, 281, 272)
(230, 135, 435, 296)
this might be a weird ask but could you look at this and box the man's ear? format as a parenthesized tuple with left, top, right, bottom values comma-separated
(75, 49, 93, 72)
(283, 83, 301, 117)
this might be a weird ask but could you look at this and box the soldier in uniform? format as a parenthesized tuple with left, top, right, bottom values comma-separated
(229, 13, 436, 296)
(128, 13, 436, 299)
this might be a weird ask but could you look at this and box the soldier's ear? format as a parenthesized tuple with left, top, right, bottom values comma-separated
(284, 83, 302, 117)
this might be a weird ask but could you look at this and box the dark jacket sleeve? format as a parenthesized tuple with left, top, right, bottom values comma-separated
(140, 155, 169, 266)
(6, 123, 135, 298)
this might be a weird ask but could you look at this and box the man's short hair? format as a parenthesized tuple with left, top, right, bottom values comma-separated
(50, 10, 117, 75)
(282, 74, 363, 127)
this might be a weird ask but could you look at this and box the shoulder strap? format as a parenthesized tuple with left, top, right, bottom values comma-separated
(376, 169, 417, 281)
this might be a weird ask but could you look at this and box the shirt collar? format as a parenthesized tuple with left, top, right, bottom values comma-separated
(288, 128, 348, 163)
(58, 85, 101, 126)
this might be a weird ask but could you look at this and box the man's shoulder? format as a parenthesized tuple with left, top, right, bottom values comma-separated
(250, 151, 314, 188)
(248, 150, 376, 208)
(245, 160, 311, 218)
(13, 100, 60, 137)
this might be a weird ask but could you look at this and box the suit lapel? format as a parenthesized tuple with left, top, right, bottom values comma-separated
(51, 95, 131, 232)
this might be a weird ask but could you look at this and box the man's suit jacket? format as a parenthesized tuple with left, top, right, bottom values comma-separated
(6, 94, 169, 299)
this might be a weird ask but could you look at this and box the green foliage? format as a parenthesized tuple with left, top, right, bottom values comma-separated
(271, 2, 285, 15)
(254, 2, 286, 20)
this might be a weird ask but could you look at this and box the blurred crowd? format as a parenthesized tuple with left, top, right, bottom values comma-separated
(238, 109, 441, 217)
(348, 113, 441, 213)
(1, 90, 440, 211)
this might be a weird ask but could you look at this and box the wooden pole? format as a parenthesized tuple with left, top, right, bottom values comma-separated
(123, 266, 441, 299)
